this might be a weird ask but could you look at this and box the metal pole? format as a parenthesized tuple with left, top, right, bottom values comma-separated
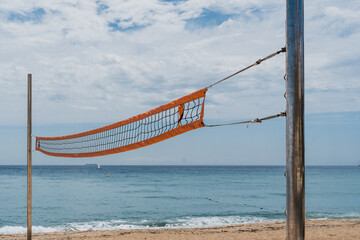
(27, 74, 32, 240)
(285, 0, 305, 239)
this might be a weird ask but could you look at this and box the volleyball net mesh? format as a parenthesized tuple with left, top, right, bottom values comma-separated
(36, 88, 206, 158)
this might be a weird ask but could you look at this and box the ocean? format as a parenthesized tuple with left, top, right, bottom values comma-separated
(0, 165, 359, 234)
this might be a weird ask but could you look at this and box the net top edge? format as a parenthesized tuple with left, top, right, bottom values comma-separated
(36, 88, 206, 141)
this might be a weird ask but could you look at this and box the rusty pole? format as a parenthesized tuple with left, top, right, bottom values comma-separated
(285, 0, 305, 239)
(27, 74, 32, 240)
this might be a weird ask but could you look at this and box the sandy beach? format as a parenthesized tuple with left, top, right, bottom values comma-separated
(2, 219, 359, 240)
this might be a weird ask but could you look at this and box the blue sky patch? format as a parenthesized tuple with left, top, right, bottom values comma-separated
(186, 9, 236, 29)
(8, 8, 46, 23)
(339, 24, 359, 38)
(108, 20, 148, 32)
(48, 93, 67, 102)
(160, 0, 187, 5)
(96, 0, 109, 15)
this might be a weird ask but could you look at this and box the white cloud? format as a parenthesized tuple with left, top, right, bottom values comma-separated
(0, 0, 359, 125)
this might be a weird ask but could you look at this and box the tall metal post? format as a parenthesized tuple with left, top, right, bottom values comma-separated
(285, 0, 305, 240)
(27, 74, 32, 240)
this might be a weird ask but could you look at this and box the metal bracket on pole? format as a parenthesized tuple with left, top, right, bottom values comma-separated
(27, 74, 32, 240)
(285, 0, 305, 240)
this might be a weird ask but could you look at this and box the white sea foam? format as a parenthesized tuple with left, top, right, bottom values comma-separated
(307, 212, 360, 219)
(0, 225, 60, 235)
(1, 213, 358, 235)
(0, 216, 274, 234)
(165, 216, 274, 228)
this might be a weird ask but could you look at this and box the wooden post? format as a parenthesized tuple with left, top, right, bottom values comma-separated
(27, 74, 32, 240)
(285, 0, 305, 239)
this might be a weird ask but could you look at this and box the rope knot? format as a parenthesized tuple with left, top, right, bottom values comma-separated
(251, 118, 262, 123)
(255, 59, 262, 65)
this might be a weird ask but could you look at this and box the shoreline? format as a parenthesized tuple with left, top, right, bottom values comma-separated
(1, 219, 359, 240)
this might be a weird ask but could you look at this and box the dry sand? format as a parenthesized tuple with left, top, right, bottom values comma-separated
(2, 219, 360, 240)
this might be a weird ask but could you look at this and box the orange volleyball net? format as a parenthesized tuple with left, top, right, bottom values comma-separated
(36, 88, 207, 158)
(35, 48, 286, 158)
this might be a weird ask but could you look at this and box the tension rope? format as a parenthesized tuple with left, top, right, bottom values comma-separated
(206, 47, 286, 89)
(204, 112, 286, 128)
(203, 47, 286, 128)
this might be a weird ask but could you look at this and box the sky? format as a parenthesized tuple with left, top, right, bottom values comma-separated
(0, 0, 359, 165)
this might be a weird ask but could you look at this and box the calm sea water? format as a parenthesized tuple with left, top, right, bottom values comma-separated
(0, 165, 359, 234)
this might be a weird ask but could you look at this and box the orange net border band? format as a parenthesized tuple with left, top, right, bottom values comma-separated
(36, 88, 207, 158)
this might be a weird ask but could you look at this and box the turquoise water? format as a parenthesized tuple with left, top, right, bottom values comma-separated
(0, 165, 359, 234)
